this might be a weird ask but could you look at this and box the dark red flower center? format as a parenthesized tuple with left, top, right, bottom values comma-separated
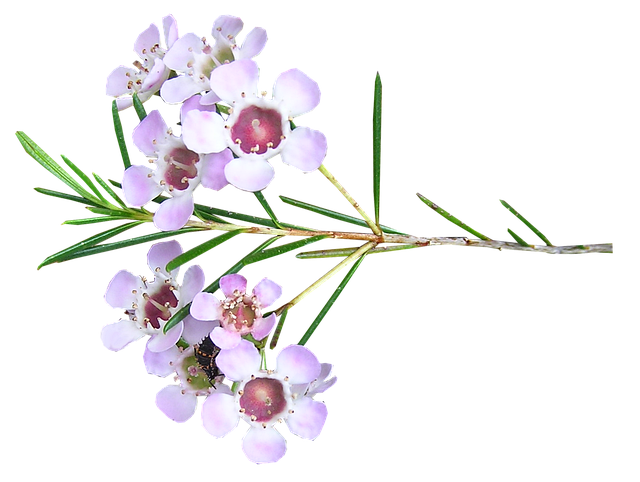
(142, 283, 178, 329)
(230, 105, 283, 155)
(240, 378, 287, 423)
(164, 147, 199, 191)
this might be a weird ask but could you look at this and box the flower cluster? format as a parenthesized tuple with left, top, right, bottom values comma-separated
(110, 15, 327, 230)
(103, 13, 335, 464)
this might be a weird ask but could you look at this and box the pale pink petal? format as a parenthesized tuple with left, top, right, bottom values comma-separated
(153, 194, 194, 231)
(209, 59, 259, 103)
(224, 157, 275, 192)
(163, 15, 179, 48)
(181, 265, 206, 303)
(200, 150, 232, 191)
(140, 58, 168, 93)
(199, 90, 222, 105)
(147, 240, 182, 278)
(163, 33, 202, 70)
(252, 278, 282, 307)
(144, 343, 180, 377)
(219, 274, 247, 297)
(115, 96, 134, 110)
(106, 66, 137, 96)
(276, 345, 321, 384)
(134, 24, 160, 57)
(237, 27, 267, 60)
(242, 426, 286, 464)
(156, 385, 197, 422)
(122, 165, 163, 207)
(105, 270, 139, 308)
(251, 313, 276, 342)
(160, 75, 204, 104)
(210, 326, 241, 350)
(216, 339, 261, 381)
(190, 292, 222, 321)
(147, 322, 183, 353)
(133, 110, 168, 156)
(182, 316, 218, 345)
(180, 95, 217, 121)
(273, 69, 320, 117)
(202, 392, 239, 437)
(212, 15, 244, 39)
(101, 320, 144, 351)
(280, 127, 327, 172)
(182, 110, 228, 154)
(286, 397, 328, 440)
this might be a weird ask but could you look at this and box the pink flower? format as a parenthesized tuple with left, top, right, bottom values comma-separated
(201, 340, 332, 463)
(102, 241, 217, 352)
(181, 59, 327, 191)
(122, 109, 232, 231)
(160, 15, 267, 105)
(189, 274, 281, 349)
(106, 16, 178, 110)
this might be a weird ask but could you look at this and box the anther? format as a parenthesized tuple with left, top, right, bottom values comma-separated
(250, 415, 257, 421)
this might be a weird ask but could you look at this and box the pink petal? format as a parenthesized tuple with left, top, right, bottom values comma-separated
(237, 27, 267, 60)
(210, 326, 241, 350)
(106, 66, 136, 96)
(144, 343, 180, 377)
(242, 426, 287, 464)
(276, 345, 321, 384)
(140, 58, 168, 93)
(181, 316, 218, 345)
(273, 69, 320, 117)
(180, 95, 217, 121)
(212, 15, 244, 39)
(182, 110, 228, 154)
(163, 33, 202, 71)
(209, 59, 259, 103)
(134, 24, 160, 58)
(122, 165, 163, 207)
(156, 385, 197, 422)
(286, 397, 328, 440)
(280, 127, 327, 172)
(220, 274, 247, 297)
(153, 194, 194, 231)
(146, 322, 183, 353)
(202, 392, 239, 437)
(101, 320, 144, 351)
(199, 90, 222, 105)
(224, 157, 275, 192)
(216, 339, 261, 381)
(160, 75, 204, 104)
(200, 150, 232, 191)
(133, 110, 168, 156)
(105, 270, 139, 308)
(252, 278, 282, 307)
(190, 292, 222, 321)
(147, 240, 183, 278)
(181, 265, 206, 303)
(251, 313, 276, 342)
(163, 15, 179, 49)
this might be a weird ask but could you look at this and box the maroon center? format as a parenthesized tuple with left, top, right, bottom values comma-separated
(230, 105, 283, 155)
(240, 378, 287, 423)
(143, 283, 178, 329)
(164, 147, 199, 190)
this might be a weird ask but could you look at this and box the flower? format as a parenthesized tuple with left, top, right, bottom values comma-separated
(106, 15, 178, 110)
(122, 109, 232, 231)
(181, 59, 327, 191)
(201, 340, 332, 463)
(189, 274, 281, 349)
(152, 341, 231, 423)
(160, 15, 267, 105)
(102, 240, 217, 352)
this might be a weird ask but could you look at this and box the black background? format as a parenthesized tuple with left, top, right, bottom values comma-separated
(11, 8, 626, 473)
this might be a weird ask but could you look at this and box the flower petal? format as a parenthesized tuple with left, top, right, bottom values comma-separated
(134, 23, 160, 58)
(237, 27, 267, 60)
(147, 322, 183, 353)
(200, 150, 232, 191)
(106, 66, 137, 96)
(251, 313, 276, 342)
(210, 326, 241, 350)
(202, 392, 239, 437)
(276, 345, 321, 384)
(199, 90, 222, 105)
(182, 110, 227, 154)
(280, 127, 327, 172)
(242, 426, 287, 464)
(286, 397, 328, 440)
(163, 33, 202, 71)
(133, 110, 168, 156)
(181, 315, 218, 345)
(101, 320, 144, 351)
(147, 240, 182, 278)
(163, 15, 179, 49)
(140, 58, 168, 94)
(190, 292, 222, 321)
(252, 278, 282, 307)
(181, 265, 206, 303)
(216, 339, 261, 381)
(180, 95, 217, 121)
(122, 165, 163, 207)
(224, 157, 275, 192)
(144, 343, 180, 377)
(105, 270, 139, 308)
(273, 69, 320, 117)
(209, 59, 259, 103)
(153, 194, 194, 231)
(160, 75, 204, 104)
(156, 385, 197, 422)
(219, 274, 247, 298)
(212, 15, 244, 40)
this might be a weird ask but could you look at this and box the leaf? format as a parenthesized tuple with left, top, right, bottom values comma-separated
(507, 228, 530, 247)
(243, 235, 328, 264)
(61, 155, 108, 204)
(63, 216, 131, 225)
(16, 131, 98, 202)
(34, 187, 103, 208)
(132, 92, 147, 121)
(500, 200, 553, 246)
(269, 308, 288, 349)
(254, 191, 283, 229)
(111, 100, 131, 169)
(373, 72, 382, 226)
(93, 173, 127, 208)
(417, 193, 491, 240)
(165, 229, 245, 272)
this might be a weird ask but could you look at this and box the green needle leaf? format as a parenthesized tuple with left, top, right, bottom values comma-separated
(165, 229, 245, 272)
(269, 308, 288, 349)
(296, 244, 421, 259)
(507, 228, 531, 247)
(63, 216, 131, 225)
(254, 191, 284, 229)
(93, 173, 127, 208)
(243, 235, 328, 264)
(500, 200, 553, 246)
(132, 92, 147, 121)
(417, 193, 491, 240)
(297, 251, 367, 346)
(61, 156, 108, 204)
(34, 187, 103, 208)
(373, 72, 382, 226)
(111, 100, 131, 169)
